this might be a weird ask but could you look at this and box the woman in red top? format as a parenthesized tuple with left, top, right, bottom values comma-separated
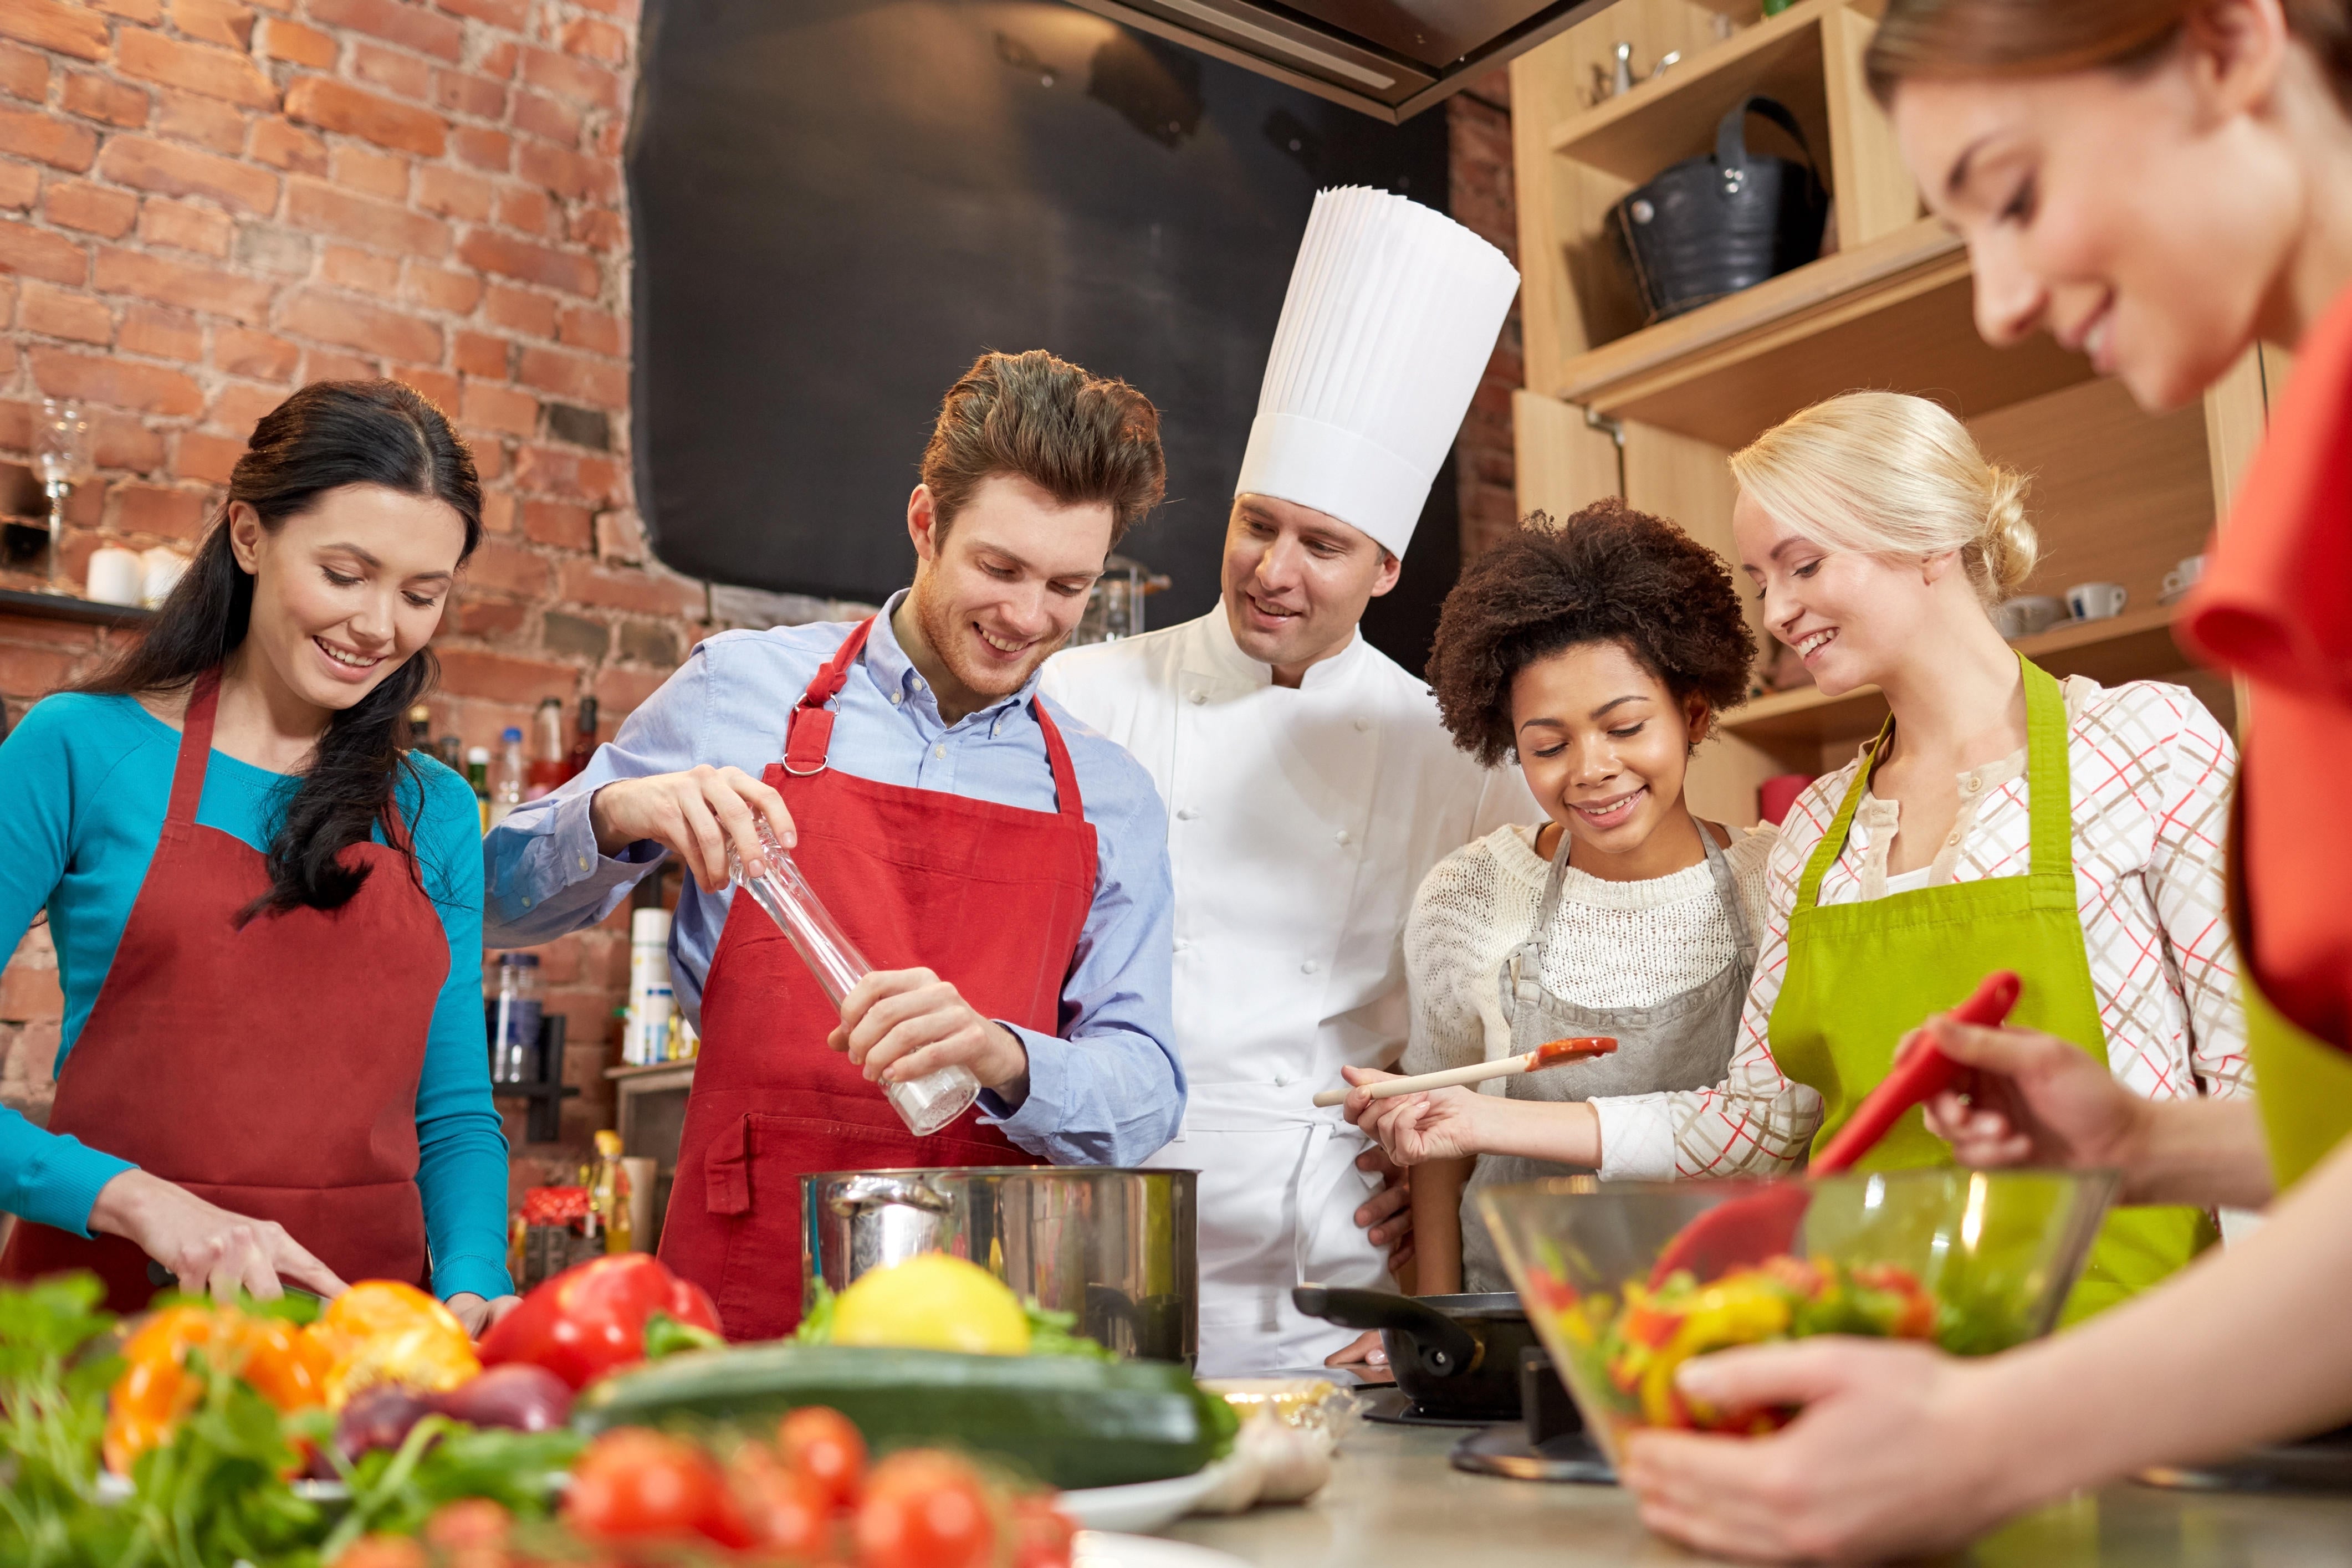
(1619, 1, 2352, 1557)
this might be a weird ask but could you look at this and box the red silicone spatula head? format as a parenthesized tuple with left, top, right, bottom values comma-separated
(1643, 971, 2024, 1289)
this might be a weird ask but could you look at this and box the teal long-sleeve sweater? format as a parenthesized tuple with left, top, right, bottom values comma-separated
(0, 692, 513, 1301)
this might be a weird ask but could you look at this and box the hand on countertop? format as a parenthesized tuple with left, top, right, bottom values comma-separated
(831, 967, 1029, 1096)
(91, 1168, 348, 1301)
(587, 764, 797, 890)
(446, 1291, 525, 1338)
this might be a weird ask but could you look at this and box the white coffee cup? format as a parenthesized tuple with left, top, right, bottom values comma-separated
(2163, 554, 2206, 600)
(2065, 581, 2129, 622)
(1992, 594, 2064, 640)
(84, 546, 144, 606)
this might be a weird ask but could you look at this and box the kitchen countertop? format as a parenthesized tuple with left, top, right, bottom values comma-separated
(1164, 1417, 2352, 1565)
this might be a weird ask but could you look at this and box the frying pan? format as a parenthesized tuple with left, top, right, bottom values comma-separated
(1292, 1285, 1536, 1420)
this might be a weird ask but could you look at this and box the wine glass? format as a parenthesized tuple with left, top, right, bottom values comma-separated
(34, 398, 93, 595)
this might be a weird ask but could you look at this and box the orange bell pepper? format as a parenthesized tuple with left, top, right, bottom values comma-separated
(103, 1301, 336, 1473)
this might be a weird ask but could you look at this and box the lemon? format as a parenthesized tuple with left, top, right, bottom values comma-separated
(830, 1253, 1033, 1355)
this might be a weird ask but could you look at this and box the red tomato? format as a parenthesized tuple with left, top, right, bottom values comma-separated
(423, 1498, 512, 1549)
(855, 1451, 996, 1568)
(780, 1406, 868, 1511)
(567, 1428, 751, 1547)
(1013, 1493, 1077, 1568)
(732, 1442, 838, 1557)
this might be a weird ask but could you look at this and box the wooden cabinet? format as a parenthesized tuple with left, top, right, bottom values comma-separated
(1506, 0, 2274, 826)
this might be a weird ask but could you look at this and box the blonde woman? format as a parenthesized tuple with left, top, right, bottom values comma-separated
(1351, 390, 2244, 1319)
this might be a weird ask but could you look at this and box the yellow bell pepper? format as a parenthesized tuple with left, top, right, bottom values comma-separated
(304, 1280, 479, 1407)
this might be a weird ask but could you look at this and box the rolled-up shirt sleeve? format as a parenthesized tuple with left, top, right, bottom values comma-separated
(979, 704, 1183, 1166)
(483, 652, 705, 948)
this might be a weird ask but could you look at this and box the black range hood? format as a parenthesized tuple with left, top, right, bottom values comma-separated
(1062, 0, 1619, 120)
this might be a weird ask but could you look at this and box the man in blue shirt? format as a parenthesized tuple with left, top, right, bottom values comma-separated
(485, 351, 1184, 1335)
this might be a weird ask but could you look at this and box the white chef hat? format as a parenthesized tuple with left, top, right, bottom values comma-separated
(1235, 187, 1521, 559)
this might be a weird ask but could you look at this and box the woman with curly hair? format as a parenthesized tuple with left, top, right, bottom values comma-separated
(1343, 499, 1775, 1294)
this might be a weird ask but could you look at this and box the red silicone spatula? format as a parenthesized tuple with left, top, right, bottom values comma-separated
(1644, 970, 2023, 1289)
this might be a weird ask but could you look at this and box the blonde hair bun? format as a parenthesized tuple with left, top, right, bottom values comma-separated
(1727, 391, 2037, 607)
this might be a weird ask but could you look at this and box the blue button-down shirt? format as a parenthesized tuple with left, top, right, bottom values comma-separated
(482, 596, 1184, 1166)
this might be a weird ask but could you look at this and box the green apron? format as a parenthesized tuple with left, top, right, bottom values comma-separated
(2228, 791, 2352, 1188)
(1768, 656, 2213, 1323)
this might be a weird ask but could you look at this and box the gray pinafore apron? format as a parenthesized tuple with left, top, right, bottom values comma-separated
(1460, 821, 1760, 1292)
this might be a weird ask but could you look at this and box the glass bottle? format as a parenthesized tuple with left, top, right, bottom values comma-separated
(407, 703, 433, 750)
(525, 698, 567, 800)
(590, 1129, 632, 1254)
(436, 733, 463, 773)
(566, 696, 600, 781)
(489, 951, 543, 1084)
(728, 821, 979, 1136)
(466, 746, 492, 834)
(488, 727, 526, 827)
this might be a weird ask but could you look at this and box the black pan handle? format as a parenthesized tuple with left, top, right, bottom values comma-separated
(1291, 1285, 1482, 1380)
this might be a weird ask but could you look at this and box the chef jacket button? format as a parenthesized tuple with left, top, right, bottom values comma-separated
(1300, 959, 1320, 975)
(934, 744, 947, 759)
(1173, 938, 1190, 952)
(1353, 717, 1370, 732)
(1335, 829, 1352, 846)
(1273, 1072, 1294, 1087)
(1176, 807, 1199, 821)
(1187, 690, 1206, 705)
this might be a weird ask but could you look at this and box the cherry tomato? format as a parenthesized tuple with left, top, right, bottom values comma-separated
(855, 1451, 996, 1568)
(779, 1406, 867, 1511)
(731, 1442, 838, 1557)
(1013, 1493, 1077, 1568)
(568, 1428, 751, 1547)
(423, 1498, 512, 1549)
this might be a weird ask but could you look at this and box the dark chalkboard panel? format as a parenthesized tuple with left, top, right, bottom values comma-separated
(628, 0, 1459, 665)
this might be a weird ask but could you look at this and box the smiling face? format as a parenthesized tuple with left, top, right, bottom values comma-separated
(1513, 640, 1709, 879)
(1733, 488, 1952, 699)
(1220, 494, 1400, 683)
(229, 483, 467, 715)
(906, 471, 1111, 704)
(1890, 9, 2304, 411)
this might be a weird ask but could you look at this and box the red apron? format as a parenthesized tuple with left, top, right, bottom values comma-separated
(657, 617, 1093, 1340)
(0, 670, 448, 1310)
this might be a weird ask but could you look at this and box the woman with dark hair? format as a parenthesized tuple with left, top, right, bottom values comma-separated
(0, 380, 516, 1330)
(1617, 1, 2352, 1557)
(1341, 501, 1771, 1300)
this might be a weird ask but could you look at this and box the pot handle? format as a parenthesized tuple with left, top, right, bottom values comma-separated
(1290, 1285, 1482, 1380)
(826, 1173, 954, 1216)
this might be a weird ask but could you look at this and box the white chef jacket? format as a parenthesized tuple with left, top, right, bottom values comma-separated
(1042, 607, 1538, 1373)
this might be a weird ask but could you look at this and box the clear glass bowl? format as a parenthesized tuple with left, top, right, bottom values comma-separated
(1477, 1168, 2116, 1465)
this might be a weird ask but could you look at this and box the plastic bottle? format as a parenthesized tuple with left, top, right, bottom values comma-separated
(565, 695, 600, 782)
(728, 820, 979, 1136)
(488, 727, 526, 827)
(590, 1129, 632, 1254)
(626, 908, 674, 1066)
(466, 746, 492, 833)
(489, 951, 543, 1084)
(525, 698, 567, 800)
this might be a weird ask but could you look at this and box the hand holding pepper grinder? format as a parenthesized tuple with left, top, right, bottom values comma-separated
(728, 821, 982, 1136)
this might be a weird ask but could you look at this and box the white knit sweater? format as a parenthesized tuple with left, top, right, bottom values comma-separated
(1402, 822, 1778, 1083)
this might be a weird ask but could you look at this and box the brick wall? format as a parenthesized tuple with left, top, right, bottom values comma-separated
(0, 0, 661, 1183)
(1448, 68, 1520, 560)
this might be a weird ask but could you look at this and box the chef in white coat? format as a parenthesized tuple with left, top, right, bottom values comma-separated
(1043, 187, 1534, 1374)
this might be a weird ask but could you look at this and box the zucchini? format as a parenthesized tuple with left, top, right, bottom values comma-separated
(574, 1344, 1236, 1490)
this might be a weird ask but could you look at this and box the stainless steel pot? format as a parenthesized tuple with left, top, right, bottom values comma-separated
(801, 1167, 1198, 1365)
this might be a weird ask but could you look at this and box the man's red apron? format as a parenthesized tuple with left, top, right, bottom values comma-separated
(657, 617, 1093, 1339)
(0, 669, 447, 1310)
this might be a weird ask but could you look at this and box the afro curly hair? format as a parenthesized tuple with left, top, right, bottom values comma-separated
(1428, 499, 1757, 768)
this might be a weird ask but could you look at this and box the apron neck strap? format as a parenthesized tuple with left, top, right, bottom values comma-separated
(1526, 816, 1750, 959)
(166, 669, 224, 829)
(1794, 653, 2069, 913)
(2018, 656, 2072, 881)
(1029, 700, 1086, 823)
(784, 617, 880, 776)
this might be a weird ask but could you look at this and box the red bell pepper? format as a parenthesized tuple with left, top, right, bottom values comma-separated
(479, 1254, 724, 1390)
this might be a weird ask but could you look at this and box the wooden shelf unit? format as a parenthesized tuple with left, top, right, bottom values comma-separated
(1506, 0, 2273, 825)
